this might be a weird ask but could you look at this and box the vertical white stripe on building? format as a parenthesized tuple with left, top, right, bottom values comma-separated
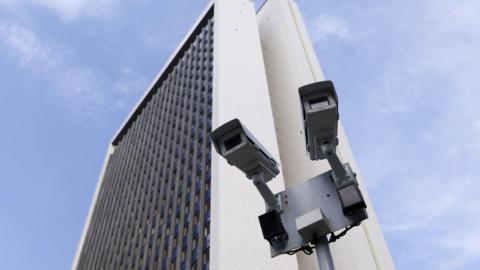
(257, 0, 396, 269)
(71, 145, 116, 270)
(211, 0, 298, 269)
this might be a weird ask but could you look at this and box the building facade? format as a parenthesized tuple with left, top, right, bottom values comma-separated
(74, 7, 214, 270)
(73, 1, 394, 269)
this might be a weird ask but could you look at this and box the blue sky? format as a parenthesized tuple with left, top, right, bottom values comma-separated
(0, 0, 478, 269)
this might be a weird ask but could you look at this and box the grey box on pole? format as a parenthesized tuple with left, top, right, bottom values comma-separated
(295, 208, 331, 243)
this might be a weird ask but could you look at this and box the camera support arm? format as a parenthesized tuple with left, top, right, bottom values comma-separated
(320, 142, 347, 180)
(252, 171, 281, 211)
(320, 142, 366, 215)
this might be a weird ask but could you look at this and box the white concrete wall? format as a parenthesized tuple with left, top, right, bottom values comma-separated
(257, 0, 396, 269)
(210, 0, 298, 269)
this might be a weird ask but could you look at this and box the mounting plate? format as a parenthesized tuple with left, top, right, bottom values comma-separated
(268, 170, 368, 257)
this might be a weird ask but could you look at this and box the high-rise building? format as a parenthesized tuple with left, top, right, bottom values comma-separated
(72, 1, 395, 270)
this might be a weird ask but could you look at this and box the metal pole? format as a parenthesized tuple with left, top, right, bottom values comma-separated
(314, 236, 335, 270)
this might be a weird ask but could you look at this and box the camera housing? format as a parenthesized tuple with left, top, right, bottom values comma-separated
(259, 210, 289, 246)
(299, 81, 339, 161)
(211, 119, 280, 182)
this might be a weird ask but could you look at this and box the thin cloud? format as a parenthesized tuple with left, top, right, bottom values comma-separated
(0, 22, 102, 116)
(0, 23, 58, 70)
(438, 215, 480, 269)
(380, 177, 467, 232)
(112, 67, 150, 111)
(32, 0, 118, 21)
(0, 21, 146, 123)
(362, 0, 480, 268)
(306, 0, 480, 269)
(1, 0, 122, 22)
(310, 14, 352, 42)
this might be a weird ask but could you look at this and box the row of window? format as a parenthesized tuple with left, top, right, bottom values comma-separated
(79, 16, 214, 270)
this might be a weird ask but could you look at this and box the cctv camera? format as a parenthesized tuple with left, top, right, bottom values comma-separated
(211, 119, 280, 182)
(299, 81, 339, 161)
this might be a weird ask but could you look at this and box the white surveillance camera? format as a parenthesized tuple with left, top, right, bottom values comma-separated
(299, 81, 339, 161)
(300, 81, 367, 215)
(211, 119, 280, 182)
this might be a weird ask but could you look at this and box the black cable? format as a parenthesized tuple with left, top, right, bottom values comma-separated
(286, 244, 314, 255)
(285, 222, 362, 255)
(328, 222, 361, 243)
